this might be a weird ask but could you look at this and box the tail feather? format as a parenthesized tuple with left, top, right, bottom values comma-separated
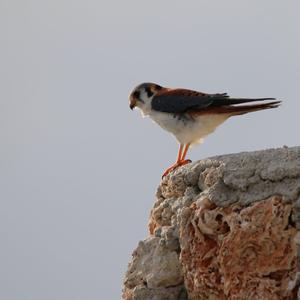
(228, 100, 281, 116)
(189, 100, 281, 116)
(210, 97, 276, 106)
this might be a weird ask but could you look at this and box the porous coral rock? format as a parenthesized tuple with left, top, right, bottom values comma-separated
(180, 196, 298, 299)
(123, 146, 300, 300)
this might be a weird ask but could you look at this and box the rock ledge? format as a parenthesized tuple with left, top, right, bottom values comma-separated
(123, 146, 300, 300)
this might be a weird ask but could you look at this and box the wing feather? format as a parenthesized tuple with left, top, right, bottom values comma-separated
(151, 88, 276, 114)
(151, 89, 228, 113)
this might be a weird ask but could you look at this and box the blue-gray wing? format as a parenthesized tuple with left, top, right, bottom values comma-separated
(151, 89, 228, 113)
(151, 88, 275, 113)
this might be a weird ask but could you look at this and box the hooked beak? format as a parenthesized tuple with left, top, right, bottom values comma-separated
(129, 97, 137, 110)
(130, 102, 136, 110)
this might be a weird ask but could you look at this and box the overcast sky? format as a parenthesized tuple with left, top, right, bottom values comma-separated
(1, 1, 299, 299)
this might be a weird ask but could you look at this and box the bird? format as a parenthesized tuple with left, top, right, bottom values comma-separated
(129, 82, 280, 177)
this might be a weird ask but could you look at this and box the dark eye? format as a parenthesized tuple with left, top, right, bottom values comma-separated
(133, 91, 140, 98)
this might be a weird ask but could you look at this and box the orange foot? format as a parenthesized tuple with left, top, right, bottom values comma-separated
(162, 159, 192, 178)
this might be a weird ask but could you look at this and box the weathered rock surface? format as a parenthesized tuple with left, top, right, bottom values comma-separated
(123, 146, 300, 300)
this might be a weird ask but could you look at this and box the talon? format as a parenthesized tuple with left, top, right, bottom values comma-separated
(162, 143, 192, 178)
(178, 159, 192, 166)
(162, 163, 179, 178)
(162, 159, 192, 178)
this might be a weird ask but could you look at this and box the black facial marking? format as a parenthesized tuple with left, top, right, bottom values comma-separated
(145, 87, 154, 98)
(133, 90, 140, 99)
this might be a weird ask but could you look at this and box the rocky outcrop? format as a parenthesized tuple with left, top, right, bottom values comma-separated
(123, 146, 300, 300)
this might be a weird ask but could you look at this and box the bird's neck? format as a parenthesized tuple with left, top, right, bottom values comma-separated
(138, 102, 152, 117)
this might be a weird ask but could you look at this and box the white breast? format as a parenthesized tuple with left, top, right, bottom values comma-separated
(148, 111, 230, 145)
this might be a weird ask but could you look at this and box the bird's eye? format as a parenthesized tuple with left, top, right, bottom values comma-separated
(133, 91, 140, 99)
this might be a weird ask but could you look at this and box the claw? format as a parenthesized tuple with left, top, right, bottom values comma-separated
(162, 159, 192, 178)
(180, 159, 192, 165)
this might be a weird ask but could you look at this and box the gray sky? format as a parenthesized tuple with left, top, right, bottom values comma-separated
(0, 0, 299, 299)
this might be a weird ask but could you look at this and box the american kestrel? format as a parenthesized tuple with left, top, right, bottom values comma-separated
(129, 82, 280, 177)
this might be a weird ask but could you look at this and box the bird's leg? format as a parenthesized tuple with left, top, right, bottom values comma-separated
(162, 144, 184, 177)
(178, 143, 191, 165)
(162, 144, 191, 178)
(176, 144, 184, 163)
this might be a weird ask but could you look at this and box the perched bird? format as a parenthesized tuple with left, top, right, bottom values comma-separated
(129, 82, 280, 177)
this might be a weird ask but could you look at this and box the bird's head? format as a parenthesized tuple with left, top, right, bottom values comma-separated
(129, 82, 163, 114)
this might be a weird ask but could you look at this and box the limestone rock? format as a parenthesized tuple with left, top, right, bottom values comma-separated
(123, 146, 300, 300)
(180, 196, 298, 299)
